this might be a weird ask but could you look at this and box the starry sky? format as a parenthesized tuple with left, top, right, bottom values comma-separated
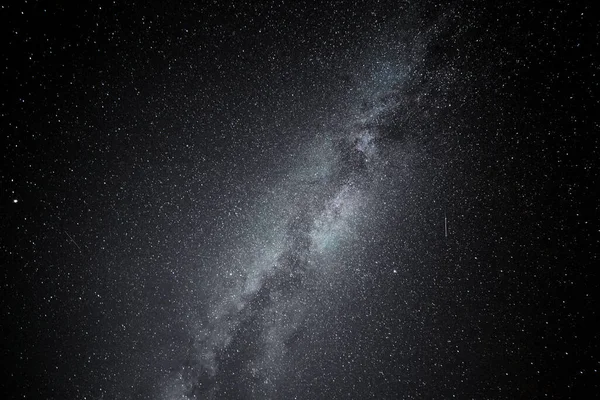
(2, 1, 599, 399)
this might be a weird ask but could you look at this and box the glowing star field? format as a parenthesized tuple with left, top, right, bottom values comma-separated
(2, 1, 597, 399)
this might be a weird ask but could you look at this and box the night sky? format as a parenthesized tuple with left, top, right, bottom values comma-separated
(2, 1, 599, 399)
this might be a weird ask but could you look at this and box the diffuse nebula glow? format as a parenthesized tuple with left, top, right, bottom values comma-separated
(163, 62, 411, 399)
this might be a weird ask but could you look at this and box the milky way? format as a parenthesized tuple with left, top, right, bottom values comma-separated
(163, 54, 419, 399)
(4, 1, 597, 399)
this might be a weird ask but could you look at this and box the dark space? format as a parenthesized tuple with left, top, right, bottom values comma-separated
(1, 1, 598, 399)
